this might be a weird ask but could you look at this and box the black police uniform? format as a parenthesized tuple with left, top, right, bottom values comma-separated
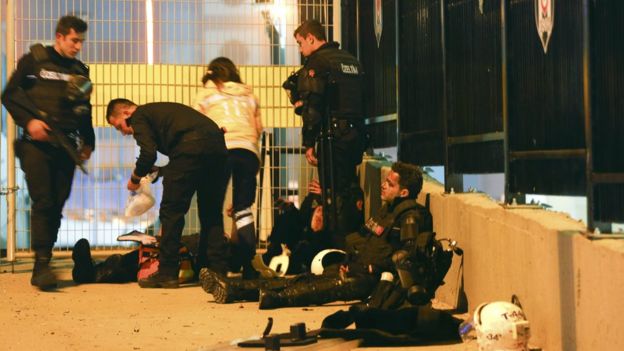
(128, 102, 230, 277)
(199, 196, 433, 310)
(361, 197, 455, 309)
(256, 197, 432, 310)
(296, 41, 366, 248)
(345, 197, 432, 276)
(1, 45, 95, 262)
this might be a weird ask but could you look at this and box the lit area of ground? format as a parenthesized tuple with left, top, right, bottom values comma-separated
(0, 257, 475, 351)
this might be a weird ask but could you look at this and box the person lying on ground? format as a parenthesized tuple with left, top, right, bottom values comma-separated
(71, 232, 200, 284)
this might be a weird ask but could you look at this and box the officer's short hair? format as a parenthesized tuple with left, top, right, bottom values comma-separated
(392, 162, 423, 199)
(294, 20, 327, 41)
(56, 15, 88, 35)
(106, 98, 136, 123)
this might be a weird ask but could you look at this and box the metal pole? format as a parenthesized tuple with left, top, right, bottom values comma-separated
(333, 0, 341, 43)
(6, 0, 17, 263)
(581, 0, 593, 230)
(395, 0, 400, 157)
(501, 0, 510, 204)
(440, 0, 450, 192)
(355, 0, 360, 59)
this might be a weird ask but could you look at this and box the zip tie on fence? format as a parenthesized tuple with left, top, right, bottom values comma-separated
(0, 186, 20, 196)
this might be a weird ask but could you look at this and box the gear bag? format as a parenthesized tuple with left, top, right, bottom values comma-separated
(320, 304, 462, 346)
(115, 231, 194, 283)
(137, 244, 194, 283)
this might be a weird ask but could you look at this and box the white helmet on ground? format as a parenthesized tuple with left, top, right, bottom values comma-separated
(268, 253, 289, 277)
(310, 249, 346, 275)
(459, 300, 531, 351)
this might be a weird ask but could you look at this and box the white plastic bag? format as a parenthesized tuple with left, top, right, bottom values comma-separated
(124, 173, 157, 217)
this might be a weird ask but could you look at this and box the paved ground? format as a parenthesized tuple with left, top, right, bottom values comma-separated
(0, 257, 476, 351)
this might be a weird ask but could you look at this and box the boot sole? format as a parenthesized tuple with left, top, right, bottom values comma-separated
(212, 279, 231, 304)
(199, 268, 231, 304)
(72, 239, 95, 283)
(199, 268, 217, 293)
(200, 268, 231, 304)
(204, 270, 232, 304)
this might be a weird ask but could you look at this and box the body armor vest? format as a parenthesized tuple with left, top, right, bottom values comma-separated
(364, 199, 432, 244)
(298, 45, 363, 120)
(346, 198, 432, 272)
(25, 44, 90, 131)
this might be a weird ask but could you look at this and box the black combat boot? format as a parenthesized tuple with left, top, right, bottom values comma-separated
(258, 275, 375, 310)
(72, 238, 96, 284)
(31, 250, 57, 291)
(199, 268, 261, 303)
(138, 266, 179, 289)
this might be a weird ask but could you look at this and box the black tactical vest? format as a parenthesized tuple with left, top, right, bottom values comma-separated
(25, 44, 90, 131)
(346, 198, 433, 271)
(300, 44, 363, 120)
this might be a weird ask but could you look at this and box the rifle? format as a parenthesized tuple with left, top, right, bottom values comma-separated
(8, 88, 88, 174)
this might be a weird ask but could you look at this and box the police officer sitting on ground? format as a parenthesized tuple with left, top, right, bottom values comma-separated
(1, 15, 94, 290)
(284, 19, 366, 249)
(106, 99, 230, 289)
(199, 162, 432, 310)
(254, 179, 363, 276)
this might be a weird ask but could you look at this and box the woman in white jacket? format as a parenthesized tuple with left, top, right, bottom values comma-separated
(193, 57, 263, 279)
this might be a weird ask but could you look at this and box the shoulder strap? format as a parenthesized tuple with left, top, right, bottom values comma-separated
(394, 197, 435, 246)
(30, 43, 89, 75)
(73, 61, 89, 76)
(391, 199, 420, 225)
(394, 193, 433, 227)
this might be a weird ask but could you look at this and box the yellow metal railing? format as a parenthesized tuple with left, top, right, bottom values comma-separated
(90, 64, 302, 129)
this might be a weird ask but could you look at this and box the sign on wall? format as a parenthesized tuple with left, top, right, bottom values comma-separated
(535, 0, 555, 53)
(374, 0, 383, 48)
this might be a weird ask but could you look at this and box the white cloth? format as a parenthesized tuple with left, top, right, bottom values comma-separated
(124, 173, 157, 217)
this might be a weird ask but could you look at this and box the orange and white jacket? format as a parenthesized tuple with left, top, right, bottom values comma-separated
(193, 80, 262, 158)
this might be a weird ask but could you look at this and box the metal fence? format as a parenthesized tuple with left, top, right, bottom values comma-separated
(1, 0, 337, 257)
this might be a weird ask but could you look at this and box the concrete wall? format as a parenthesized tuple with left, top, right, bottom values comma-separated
(418, 180, 624, 351)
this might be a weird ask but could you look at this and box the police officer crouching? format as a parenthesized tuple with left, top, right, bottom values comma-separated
(283, 20, 367, 249)
(1, 15, 95, 291)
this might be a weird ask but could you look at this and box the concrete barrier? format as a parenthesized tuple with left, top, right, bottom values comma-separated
(418, 179, 624, 351)
(358, 160, 624, 350)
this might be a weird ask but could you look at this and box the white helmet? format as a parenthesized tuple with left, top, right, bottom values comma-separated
(310, 249, 346, 275)
(268, 254, 289, 277)
(459, 301, 531, 351)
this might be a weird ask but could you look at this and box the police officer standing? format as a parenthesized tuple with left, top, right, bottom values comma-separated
(1, 15, 94, 290)
(286, 20, 366, 248)
(106, 100, 230, 288)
